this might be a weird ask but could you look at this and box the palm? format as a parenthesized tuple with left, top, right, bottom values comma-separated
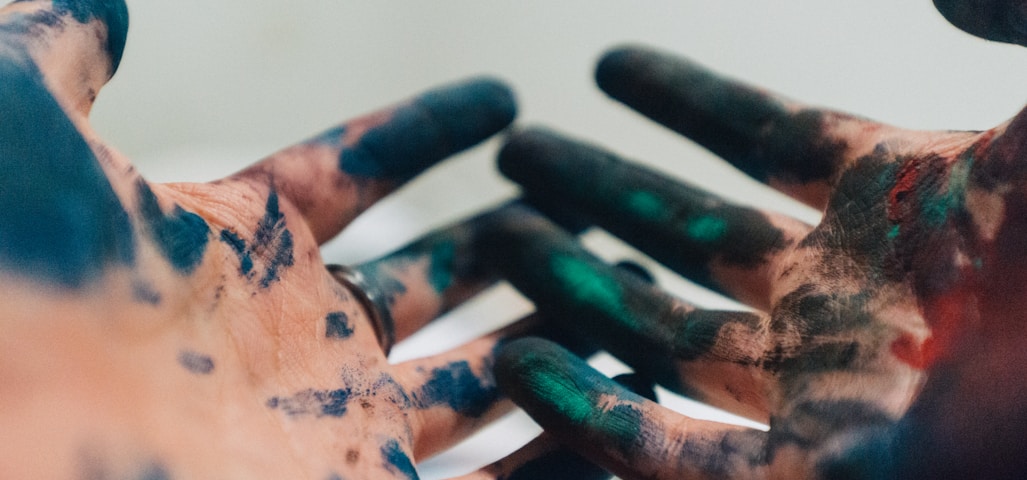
(0, 2, 520, 478)
(489, 45, 1027, 479)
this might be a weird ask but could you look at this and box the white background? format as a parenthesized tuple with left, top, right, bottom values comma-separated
(89, 2, 1027, 478)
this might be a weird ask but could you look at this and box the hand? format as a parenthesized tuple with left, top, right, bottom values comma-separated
(0, 2, 540, 478)
(487, 12, 1027, 480)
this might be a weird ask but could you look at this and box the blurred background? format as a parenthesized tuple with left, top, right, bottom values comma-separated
(90, 1, 1027, 477)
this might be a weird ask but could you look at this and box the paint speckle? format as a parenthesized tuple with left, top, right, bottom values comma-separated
(325, 311, 354, 339)
(132, 281, 162, 305)
(380, 440, 418, 480)
(177, 350, 215, 375)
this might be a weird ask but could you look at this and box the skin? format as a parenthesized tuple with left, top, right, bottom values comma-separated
(490, 8, 1027, 479)
(0, 1, 602, 478)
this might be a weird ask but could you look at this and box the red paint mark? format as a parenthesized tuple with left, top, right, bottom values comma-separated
(888, 158, 922, 223)
(891, 333, 932, 370)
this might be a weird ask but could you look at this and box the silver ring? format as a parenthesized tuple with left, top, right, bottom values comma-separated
(326, 264, 395, 354)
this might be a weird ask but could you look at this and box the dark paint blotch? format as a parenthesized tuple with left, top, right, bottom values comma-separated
(137, 181, 210, 274)
(219, 229, 253, 276)
(132, 280, 161, 305)
(254, 189, 294, 288)
(0, 56, 135, 288)
(177, 350, 215, 375)
(325, 311, 354, 339)
(380, 440, 418, 480)
(412, 360, 498, 418)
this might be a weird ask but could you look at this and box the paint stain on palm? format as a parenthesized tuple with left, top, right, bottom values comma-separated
(266, 388, 352, 417)
(325, 311, 354, 339)
(177, 350, 215, 375)
(137, 181, 210, 274)
(218, 189, 294, 288)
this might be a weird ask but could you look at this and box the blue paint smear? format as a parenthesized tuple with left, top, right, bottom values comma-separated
(177, 350, 215, 375)
(0, 55, 135, 288)
(266, 388, 352, 418)
(325, 311, 354, 339)
(132, 280, 162, 305)
(137, 181, 210, 275)
(412, 361, 498, 418)
(254, 189, 294, 288)
(219, 229, 254, 276)
(380, 440, 418, 480)
(137, 462, 171, 480)
(339, 78, 515, 182)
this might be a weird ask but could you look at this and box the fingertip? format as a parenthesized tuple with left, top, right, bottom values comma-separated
(417, 75, 518, 149)
(95, 0, 130, 75)
(346, 76, 516, 182)
(54, 0, 131, 75)
(594, 44, 658, 99)
(933, 0, 1027, 47)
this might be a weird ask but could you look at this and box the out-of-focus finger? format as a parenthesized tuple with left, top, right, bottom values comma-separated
(451, 374, 656, 480)
(496, 338, 770, 480)
(478, 210, 773, 420)
(0, 0, 129, 117)
(595, 44, 903, 210)
(229, 78, 516, 245)
(933, 0, 1027, 46)
(499, 128, 809, 309)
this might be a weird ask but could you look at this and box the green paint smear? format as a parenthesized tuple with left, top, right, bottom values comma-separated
(625, 190, 667, 221)
(686, 215, 728, 243)
(523, 359, 594, 425)
(550, 254, 636, 329)
(888, 224, 901, 240)
(427, 240, 457, 293)
(922, 155, 974, 228)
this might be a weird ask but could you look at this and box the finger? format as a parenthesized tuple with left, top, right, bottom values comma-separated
(499, 127, 810, 309)
(496, 338, 769, 480)
(0, 0, 129, 117)
(453, 374, 655, 480)
(933, 0, 1027, 47)
(345, 201, 554, 349)
(478, 211, 773, 420)
(595, 44, 902, 210)
(229, 78, 516, 244)
(395, 314, 541, 460)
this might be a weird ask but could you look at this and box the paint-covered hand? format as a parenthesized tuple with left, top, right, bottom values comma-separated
(0, 1, 532, 479)
(489, 44, 1027, 479)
